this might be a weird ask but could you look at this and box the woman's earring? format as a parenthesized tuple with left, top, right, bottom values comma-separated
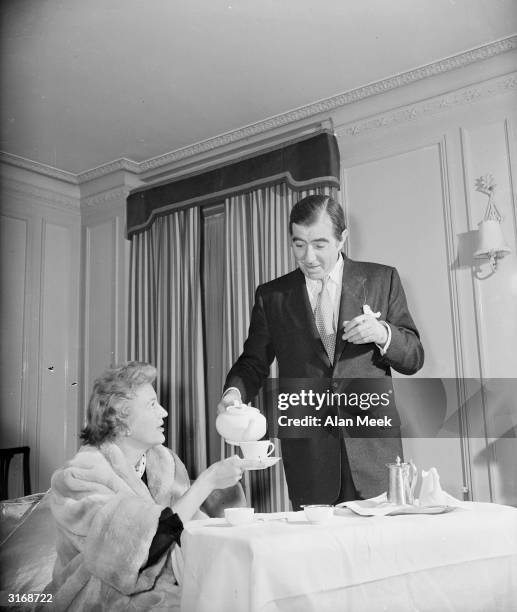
(126, 429, 132, 437)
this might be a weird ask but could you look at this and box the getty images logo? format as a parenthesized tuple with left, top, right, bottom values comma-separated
(276, 388, 392, 412)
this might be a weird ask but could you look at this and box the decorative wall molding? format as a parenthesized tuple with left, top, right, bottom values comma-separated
(437, 136, 474, 499)
(138, 37, 517, 174)
(0, 153, 141, 187)
(504, 118, 517, 247)
(337, 72, 517, 138)
(1, 36, 515, 186)
(81, 186, 131, 210)
(0, 152, 79, 184)
(0, 177, 80, 213)
(76, 159, 141, 184)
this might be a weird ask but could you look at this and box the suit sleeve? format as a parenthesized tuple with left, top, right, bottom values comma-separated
(379, 268, 424, 375)
(224, 287, 276, 402)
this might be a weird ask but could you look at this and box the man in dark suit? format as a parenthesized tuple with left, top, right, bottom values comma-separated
(218, 194, 424, 509)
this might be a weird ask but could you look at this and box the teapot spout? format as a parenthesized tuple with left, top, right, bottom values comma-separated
(242, 417, 266, 441)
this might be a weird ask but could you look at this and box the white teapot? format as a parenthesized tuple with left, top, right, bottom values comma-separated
(216, 401, 267, 444)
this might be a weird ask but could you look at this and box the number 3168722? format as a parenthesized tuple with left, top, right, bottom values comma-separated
(8, 593, 53, 603)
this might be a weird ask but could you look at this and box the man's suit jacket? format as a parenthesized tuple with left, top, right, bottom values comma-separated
(225, 256, 424, 506)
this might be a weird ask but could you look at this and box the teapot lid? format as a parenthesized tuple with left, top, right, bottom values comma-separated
(386, 456, 416, 468)
(386, 456, 407, 468)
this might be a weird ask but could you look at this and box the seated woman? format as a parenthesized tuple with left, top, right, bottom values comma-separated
(46, 361, 248, 611)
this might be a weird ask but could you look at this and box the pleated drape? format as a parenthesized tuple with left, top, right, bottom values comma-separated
(223, 183, 336, 511)
(128, 181, 337, 501)
(128, 207, 207, 477)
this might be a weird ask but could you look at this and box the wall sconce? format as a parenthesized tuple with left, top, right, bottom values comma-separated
(473, 174, 511, 272)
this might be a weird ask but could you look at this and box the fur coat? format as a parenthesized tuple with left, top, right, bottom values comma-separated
(46, 443, 199, 611)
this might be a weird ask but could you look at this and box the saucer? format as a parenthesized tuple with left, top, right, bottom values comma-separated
(385, 504, 457, 516)
(243, 457, 282, 470)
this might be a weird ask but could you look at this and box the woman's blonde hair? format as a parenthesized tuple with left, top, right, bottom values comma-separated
(80, 361, 157, 445)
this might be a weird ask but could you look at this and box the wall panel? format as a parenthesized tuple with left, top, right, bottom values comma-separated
(0, 214, 28, 445)
(459, 116, 517, 504)
(0, 177, 80, 495)
(83, 219, 117, 411)
(344, 144, 457, 378)
(80, 189, 131, 429)
(461, 120, 517, 378)
(342, 144, 465, 497)
(38, 221, 73, 489)
(337, 86, 517, 504)
(0, 214, 29, 497)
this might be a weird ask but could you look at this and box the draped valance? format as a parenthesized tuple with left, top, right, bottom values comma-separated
(126, 131, 340, 237)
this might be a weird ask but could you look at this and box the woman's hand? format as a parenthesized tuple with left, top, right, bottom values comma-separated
(172, 456, 247, 524)
(200, 455, 244, 490)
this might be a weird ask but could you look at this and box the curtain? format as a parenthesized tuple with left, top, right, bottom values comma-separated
(222, 183, 337, 511)
(126, 132, 340, 237)
(127, 132, 341, 495)
(128, 207, 207, 477)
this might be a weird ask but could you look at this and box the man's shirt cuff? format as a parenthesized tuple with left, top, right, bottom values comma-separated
(376, 321, 392, 355)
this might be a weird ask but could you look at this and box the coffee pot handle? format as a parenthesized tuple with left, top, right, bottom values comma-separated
(409, 460, 418, 498)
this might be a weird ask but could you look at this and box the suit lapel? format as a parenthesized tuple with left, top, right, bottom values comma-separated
(334, 256, 368, 365)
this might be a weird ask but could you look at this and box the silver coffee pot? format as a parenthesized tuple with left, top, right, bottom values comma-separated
(386, 456, 417, 505)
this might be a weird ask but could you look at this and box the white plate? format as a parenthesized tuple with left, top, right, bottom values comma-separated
(243, 457, 282, 470)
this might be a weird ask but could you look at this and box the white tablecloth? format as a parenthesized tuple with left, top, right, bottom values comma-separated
(180, 502, 517, 612)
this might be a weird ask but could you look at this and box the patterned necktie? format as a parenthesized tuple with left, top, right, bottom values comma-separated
(314, 276, 336, 363)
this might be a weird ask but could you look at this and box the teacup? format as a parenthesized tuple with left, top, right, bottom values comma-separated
(239, 440, 275, 461)
(224, 507, 255, 525)
(302, 504, 334, 524)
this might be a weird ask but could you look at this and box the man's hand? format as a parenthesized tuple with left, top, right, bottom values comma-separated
(216, 388, 242, 415)
(342, 315, 388, 345)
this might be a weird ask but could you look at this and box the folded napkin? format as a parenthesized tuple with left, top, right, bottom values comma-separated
(419, 467, 445, 506)
(336, 494, 398, 517)
(418, 467, 463, 507)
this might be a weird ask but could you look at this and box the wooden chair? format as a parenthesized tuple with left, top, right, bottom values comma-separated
(0, 446, 31, 500)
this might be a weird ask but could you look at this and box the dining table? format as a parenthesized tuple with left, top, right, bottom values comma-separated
(179, 501, 517, 612)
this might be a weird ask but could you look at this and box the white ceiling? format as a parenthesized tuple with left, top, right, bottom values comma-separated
(1, 0, 516, 174)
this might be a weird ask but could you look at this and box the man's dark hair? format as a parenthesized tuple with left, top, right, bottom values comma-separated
(289, 194, 346, 241)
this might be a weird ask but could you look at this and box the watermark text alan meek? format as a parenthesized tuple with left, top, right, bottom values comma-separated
(276, 388, 394, 428)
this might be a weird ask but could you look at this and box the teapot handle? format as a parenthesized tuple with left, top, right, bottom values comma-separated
(409, 460, 418, 496)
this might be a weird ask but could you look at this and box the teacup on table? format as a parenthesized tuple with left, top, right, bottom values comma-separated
(224, 507, 255, 525)
(302, 504, 334, 524)
(239, 440, 275, 461)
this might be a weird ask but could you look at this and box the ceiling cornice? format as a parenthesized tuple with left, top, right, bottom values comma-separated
(0, 151, 79, 184)
(337, 71, 517, 138)
(76, 158, 141, 184)
(1, 35, 516, 186)
(139, 36, 517, 174)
